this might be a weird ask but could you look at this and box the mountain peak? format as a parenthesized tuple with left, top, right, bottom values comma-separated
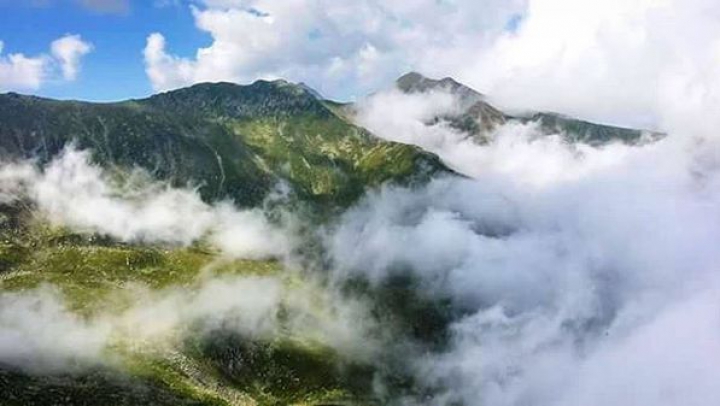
(395, 72, 485, 107)
(298, 82, 323, 99)
(143, 79, 333, 121)
(395, 71, 426, 90)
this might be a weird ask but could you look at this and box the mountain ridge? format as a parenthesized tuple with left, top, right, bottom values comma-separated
(392, 72, 660, 144)
(0, 73, 667, 406)
(0, 79, 448, 208)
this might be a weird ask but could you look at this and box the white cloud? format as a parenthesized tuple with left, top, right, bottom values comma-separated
(460, 0, 720, 133)
(144, 32, 196, 93)
(0, 34, 93, 92)
(356, 88, 636, 187)
(0, 277, 285, 372)
(51, 34, 94, 81)
(327, 138, 720, 404)
(143, 0, 523, 95)
(0, 272, 379, 374)
(327, 79, 720, 404)
(0, 147, 292, 259)
(144, 0, 720, 132)
(0, 41, 49, 91)
(0, 287, 111, 374)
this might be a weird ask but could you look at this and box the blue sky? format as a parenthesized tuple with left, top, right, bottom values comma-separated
(0, 0, 205, 101)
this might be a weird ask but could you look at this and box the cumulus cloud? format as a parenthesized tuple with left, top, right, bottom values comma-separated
(0, 147, 291, 259)
(330, 146, 720, 404)
(0, 277, 283, 372)
(0, 146, 385, 375)
(115, 275, 285, 343)
(51, 34, 94, 80)
(0, 41, 48, 91)
(0, 34, 93, 92)
(460, 0, 720, 133)
(127, 273, 381, 359)
(142, 0, 523, 95)
(143, 0, 720, 133)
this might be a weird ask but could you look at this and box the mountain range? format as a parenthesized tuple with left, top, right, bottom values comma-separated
(0, 72, 656, 209)
(0, 78, 446, 209)
(0, 73, 656, 406)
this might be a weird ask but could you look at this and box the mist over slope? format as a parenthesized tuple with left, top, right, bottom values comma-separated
(0, 74, 716, 405)
(374, 72, 658, 145)
(325, 74, 720, 405)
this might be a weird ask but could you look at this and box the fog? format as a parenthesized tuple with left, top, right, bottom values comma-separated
(321, 88, 720, 405)
(0, 273, 378, 373)
(356, 88, 638, 186)
(0, 287, 111, 374)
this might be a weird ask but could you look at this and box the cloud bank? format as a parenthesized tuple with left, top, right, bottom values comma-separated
(0, 146, 381, 376)
(0, 287, 111, 374)
(323, 81, 720, 405)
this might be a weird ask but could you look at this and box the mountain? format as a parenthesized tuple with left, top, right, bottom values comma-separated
(0, 74, 660, 406)
(396, 72, 485, 108)
(394, 72, 659, 145)
(0, 79, 448, 208)
(0, 79, 453, 406)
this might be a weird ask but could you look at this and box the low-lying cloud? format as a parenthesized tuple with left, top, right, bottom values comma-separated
(325, 88, 720, 405)
(0, 146, 381, 377)
(356, 88, 638, 187)
(0, 273, 378, 374)
(0, 287, 111, 374)
(0, 147, 291, 259)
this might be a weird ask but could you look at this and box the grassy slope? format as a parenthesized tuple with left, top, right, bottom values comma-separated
(0, 79, 451, 405)
(0, 80, 448, 208)
(0, 206, 375, 406)
(230, 115, 439, 206)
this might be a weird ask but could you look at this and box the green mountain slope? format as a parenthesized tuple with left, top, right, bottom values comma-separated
(0, 80, 447, 208)
(0, 79, 453, 405)
(0, 201, 377, 406)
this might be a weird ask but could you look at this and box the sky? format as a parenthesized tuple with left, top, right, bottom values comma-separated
(2, 0, 720, 131)
(0, 0, 205, 100)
